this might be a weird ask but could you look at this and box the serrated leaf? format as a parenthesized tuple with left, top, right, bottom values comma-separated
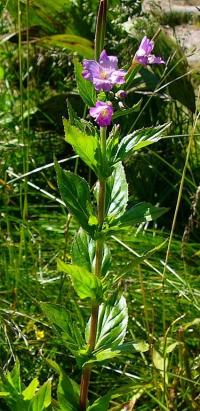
(74, 58, 96, 107)
(72, 228, 111, 276)
(30, 379, 51, 411)
(115, 202, 168, 228)
(57, 372, 79, 411)
(86, 295, 128, 351)
(67, 100, 96, 135)
(55, 161, 94, 235)
(41, 303, 83, 352)
(112, 100, 141, 120)
(22, 378, 39, 400)
(63, 119, 104, 178)
(57, 260, 103, 301)
(115, 123, 169, 162)
(105, 162, 128, 219)
(87, 394, 111, 411)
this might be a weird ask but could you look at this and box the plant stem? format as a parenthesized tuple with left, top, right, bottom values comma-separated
(79, 127, 107, 410)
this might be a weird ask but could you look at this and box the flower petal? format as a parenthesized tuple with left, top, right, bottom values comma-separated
(82, 60, 100, 81)
(99, 50, 118, 70)
(139, 36, 154, 54)
(93, 77, 113, 91)
(148, 55, 165, 64)
(110, 69, 127, 85)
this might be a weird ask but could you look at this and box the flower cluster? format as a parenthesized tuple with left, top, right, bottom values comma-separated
(82, 37, 165, 127)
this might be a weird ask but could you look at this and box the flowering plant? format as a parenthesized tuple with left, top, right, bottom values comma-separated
(49, 1, 168, 410)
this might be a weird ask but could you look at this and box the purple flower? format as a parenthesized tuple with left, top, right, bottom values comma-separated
(82, 50, 127, 91)
(89, 101, 113, 127)
(134, 36, 165, 65)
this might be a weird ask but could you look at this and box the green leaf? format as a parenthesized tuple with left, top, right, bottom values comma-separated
(115, 123, 169, 162)
(55, 161, 94, 235)
(72, 229, 111, 276)
(57, 260, 103, 301)
(57, 371, 79, 411)
(63, 119, 104, 178)
(67, 100, 96, 135)
(22, 378, 39, 401)
(87, 394, 111, 411)
(152, 349, 168, 379)
(47, 360, 79, 411)
(5, 359, 21, 395)
(112, 100, 141, 120)
(115, 202, 168, 228)
(86, 294, 128, 350)
(38, 34, 94, 58)
(104, 162, 128, 219)
(30, 379, 51, 411)
(74, 58, 96, 107)
(41, 303, 83, 352)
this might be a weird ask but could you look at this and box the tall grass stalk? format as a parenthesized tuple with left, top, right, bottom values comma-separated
(161, 87, 200, 404)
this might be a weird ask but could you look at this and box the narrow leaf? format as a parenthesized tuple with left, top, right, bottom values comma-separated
(115, 123, 169, 162)
(115, 202, 168, 227)
(55, 161, 94, 235)
(58, 260, 103, 301)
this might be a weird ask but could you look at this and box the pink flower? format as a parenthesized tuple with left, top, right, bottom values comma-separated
(82, 50, 127, 91)
(89, 101, 113, 127)
(134, 36, 165, 65)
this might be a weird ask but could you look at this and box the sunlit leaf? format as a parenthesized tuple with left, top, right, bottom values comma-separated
(63, 119, 103, 178)
(104, 162, 128, 219)
(39, 34, 94, 58)
(72, 229, 111, 276)
(57, 260, 103, 301)
(114, 202, 168, 228)
(86, 294, 128, 351)
(22, 378, 39, 401)
(115, 123, 169, 162)
(30, 380, 51, 411)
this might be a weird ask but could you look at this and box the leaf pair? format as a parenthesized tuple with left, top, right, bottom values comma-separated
(63, 118, 169, 181)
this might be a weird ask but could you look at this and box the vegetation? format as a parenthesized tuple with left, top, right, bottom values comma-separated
(0, 0, 199, 410)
